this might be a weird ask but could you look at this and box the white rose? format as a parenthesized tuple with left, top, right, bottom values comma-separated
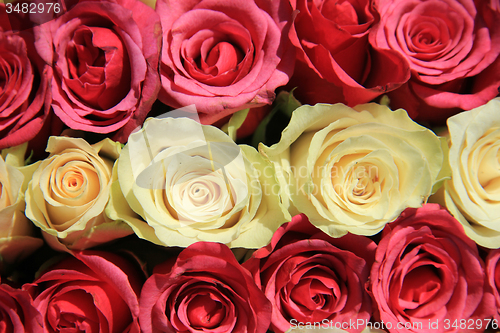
(109, 117, 288, 248)
(0, 144, 43, 269)
(260, 103, 447, 237)
(24, 137, 132, 250)
(440, 98, 500, 248)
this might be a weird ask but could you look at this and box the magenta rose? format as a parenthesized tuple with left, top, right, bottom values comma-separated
(286, 0, 411, 107)
(25, 251, 143, 333)
(486, 249, 500, 323)
(0, 279, 43, 333)
(34, 0, 161, 142)
(139, 242, 271, 333)
(243, 214, 376, 333)
(370, 204, 495, 332)
(370, 0, 500, 124)
(0, 24, 59, 153)
(155, 0, 295, 124)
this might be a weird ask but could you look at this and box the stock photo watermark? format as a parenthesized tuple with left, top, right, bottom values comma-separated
(288, 318, 499, 332)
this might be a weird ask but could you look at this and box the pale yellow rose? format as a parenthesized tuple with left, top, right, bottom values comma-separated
(260, 103, 446, 237)
(440, 98, 500, 248)
(0, 144, 43, 270)
(25, 137, 133, 250)
(108, 117, 289, 248)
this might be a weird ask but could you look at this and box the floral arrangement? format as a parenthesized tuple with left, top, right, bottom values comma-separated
(0, 0, 499, 332)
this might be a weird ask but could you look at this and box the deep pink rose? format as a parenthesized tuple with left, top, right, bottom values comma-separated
(286, 0, 410, 106)
(0, 22, 59, 153)
(243, 214, 376, 333)
(34, 0, 161, 142)
(0, 279, 43, 333)
(486, 249, 500, 322)
(26, 251, 143, 333)
(139, 242, 271, 333)
(156, 0, 295, 124)
(370, 204, 495, 332)
(371, 0, 500, 124)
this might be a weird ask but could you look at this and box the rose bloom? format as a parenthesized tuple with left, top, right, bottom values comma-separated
(369, 204, 494, 333)
(25, 136, 133, 250)
(109, 117, 289, 248)
(486, 249, 500, 322)
(243, 214, 376, 333)
(155, 0, 295, 124)
(25, 251, 143, 333)
(437, 98, 500, 248)
(287, 0, 410, 106)
(139, 242, 271, 333)
(370, 0, 500, 123)
(0, 25, 60, 154)
(0, 278, 44, 333)
(34, 0, 161, 142)
(0, 145, 43, 271)
(260, 103, 446, 237)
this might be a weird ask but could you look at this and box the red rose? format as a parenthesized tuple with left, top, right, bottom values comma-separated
(0, 279, 43, 333)
(370, 204, 494, 332)
(139, 242, 271, 333)
(26, 251, 143, 333)
(286, 0, 410, 106)
(0, 24, 59, 153)
(155, 0, 295, 124)
(370, 0, 500, 124)
(243, 214, 376, 333)
(486, 249, 500, 322)
(34, 0, 161, 142)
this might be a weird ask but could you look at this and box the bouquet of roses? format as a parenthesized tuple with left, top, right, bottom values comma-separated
(1, 0, 500, 332)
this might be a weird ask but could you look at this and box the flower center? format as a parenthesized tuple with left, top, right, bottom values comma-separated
(65, 25, 130, 110)
(186, 293, 225, 329)
(48, 290, 99, 333)
(332, 161, 381, 205)
(400, 265, 441, 305)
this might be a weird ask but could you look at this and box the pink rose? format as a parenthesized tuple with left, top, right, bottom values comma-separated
(370, 204, 494, 332)
(0, 22, 60, 154)
(34, 0, 161, 142)
(156, 0, 295, 124)
(0, 279, 43, 333)
(243, 214, 376, 333)
(139, 242, 271, 333)
(286, 0, 410, 106)
(486, 249, 500, 323)
(26, 251, 143, 333)
(371, 0, 500, 124)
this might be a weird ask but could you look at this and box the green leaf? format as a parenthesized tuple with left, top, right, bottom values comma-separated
(227, 108, 250, 141)
(379, 94, 391, 107)
(431, 136, 451, 194)
(251, 90, 302, 148)
(278, 89, 302, 117)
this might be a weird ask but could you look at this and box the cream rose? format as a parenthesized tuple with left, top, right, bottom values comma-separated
(260, 103, 446, 237)
(440, 98, 500, 248)
(25, 137, 132, 250)
(0, 144, 43, 270)
(108, 117, 289, 248)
